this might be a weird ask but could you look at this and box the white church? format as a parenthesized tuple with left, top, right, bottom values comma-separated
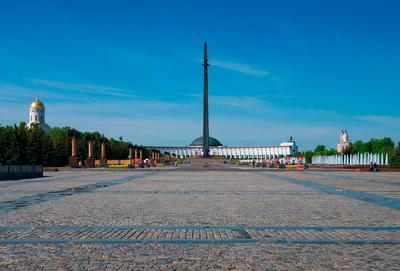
(28, 98, 51, 133)
(337, 130, 351, 153)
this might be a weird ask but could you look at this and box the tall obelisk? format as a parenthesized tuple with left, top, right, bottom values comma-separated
(203, 42, 210, 158)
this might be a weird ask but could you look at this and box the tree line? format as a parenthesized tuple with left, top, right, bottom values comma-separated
(304, 137, 400, 166)
(1, 123, 399, 167)
(0, 123, 150, 166)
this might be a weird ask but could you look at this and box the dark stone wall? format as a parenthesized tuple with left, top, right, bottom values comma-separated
(0, 165, 43, 181)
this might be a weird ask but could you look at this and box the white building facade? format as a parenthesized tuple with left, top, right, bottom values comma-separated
(146, 137, 298, 161)
(146, 144, 296, 161)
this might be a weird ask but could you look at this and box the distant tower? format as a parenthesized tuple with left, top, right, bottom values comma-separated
(337, 130, 350, 153)
(29, 98, 51, 133)
(280, 136, 298, 154)
(203, 41, 210, 158)
(189, 42, 223, 155)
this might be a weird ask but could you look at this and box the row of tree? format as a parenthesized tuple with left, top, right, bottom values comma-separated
(0, 123, 150, 166)
(303, 137, 400, 166)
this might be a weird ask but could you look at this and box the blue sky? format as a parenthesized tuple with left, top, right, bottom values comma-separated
(1, 0, 399, 150)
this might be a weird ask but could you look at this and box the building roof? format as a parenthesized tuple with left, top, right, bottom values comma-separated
(190, 136, 223, 146)
(29, 98, 45, 110)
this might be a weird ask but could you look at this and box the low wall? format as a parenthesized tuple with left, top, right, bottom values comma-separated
(0, 165, 43, 180)
(94, 159, 131, 166)
(310, 165, 400, 172)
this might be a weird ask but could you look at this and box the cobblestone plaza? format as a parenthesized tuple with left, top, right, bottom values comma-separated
(0, 168, 399, 270)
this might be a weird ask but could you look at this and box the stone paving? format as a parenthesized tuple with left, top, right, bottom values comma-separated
(0, 168, 400, 270)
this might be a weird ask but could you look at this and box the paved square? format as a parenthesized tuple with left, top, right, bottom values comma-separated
(0, 169, 399, 270)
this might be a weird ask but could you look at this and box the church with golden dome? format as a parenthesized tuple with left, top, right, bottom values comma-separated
(29, 98, 51, 133)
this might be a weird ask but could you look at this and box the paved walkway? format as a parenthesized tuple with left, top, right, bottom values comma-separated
(0, 168, 399, 270)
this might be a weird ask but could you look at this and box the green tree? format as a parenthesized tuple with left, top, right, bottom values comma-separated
(390, 142, 400, 167)
(342, 143, 355, 155)
(48, 127, 70, 166)
(42, 134, 56, 166)
(5, 126, 19, 164)
(0, 126, 16, 164)
(76, 133, 87, 163)
(304, 151, 314, 164)
(0, 123, 148, 166)
(15, 123, 28, 164)
(292, 151, 302, 157)
(365, 138, 395, 154)
(353, 140, 367, 153)
(108, 138, 129, 159)
(326, 148, 338, 155)
(314, 145, 326, 154)
(26, 125, 44, 165)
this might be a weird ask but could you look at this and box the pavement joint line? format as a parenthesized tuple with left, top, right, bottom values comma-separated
(0, 226, 399, 245)
(1, 225, 399, 231)
(303, 171, 400, 186)
(0, 171, 114, 188)
(0, 172, 154, 214)
(4, 190, 400, 196)
(262, 172, 400, 211)
(0, 238, 398, 245)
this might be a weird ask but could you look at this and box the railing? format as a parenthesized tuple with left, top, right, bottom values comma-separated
(312, 153, 389, 165)
(0, 165, 43, 180)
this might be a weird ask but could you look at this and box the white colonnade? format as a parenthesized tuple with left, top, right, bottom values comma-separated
(312, 153, 389, 165)
(145, 146, 293, 160)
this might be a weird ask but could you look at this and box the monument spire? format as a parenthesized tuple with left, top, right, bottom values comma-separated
(203, 41, 210, 158)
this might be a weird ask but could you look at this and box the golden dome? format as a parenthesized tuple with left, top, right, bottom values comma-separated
(29, 98, 45, 110)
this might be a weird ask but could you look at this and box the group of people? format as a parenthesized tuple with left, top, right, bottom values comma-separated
(369, 162, 379, 172)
